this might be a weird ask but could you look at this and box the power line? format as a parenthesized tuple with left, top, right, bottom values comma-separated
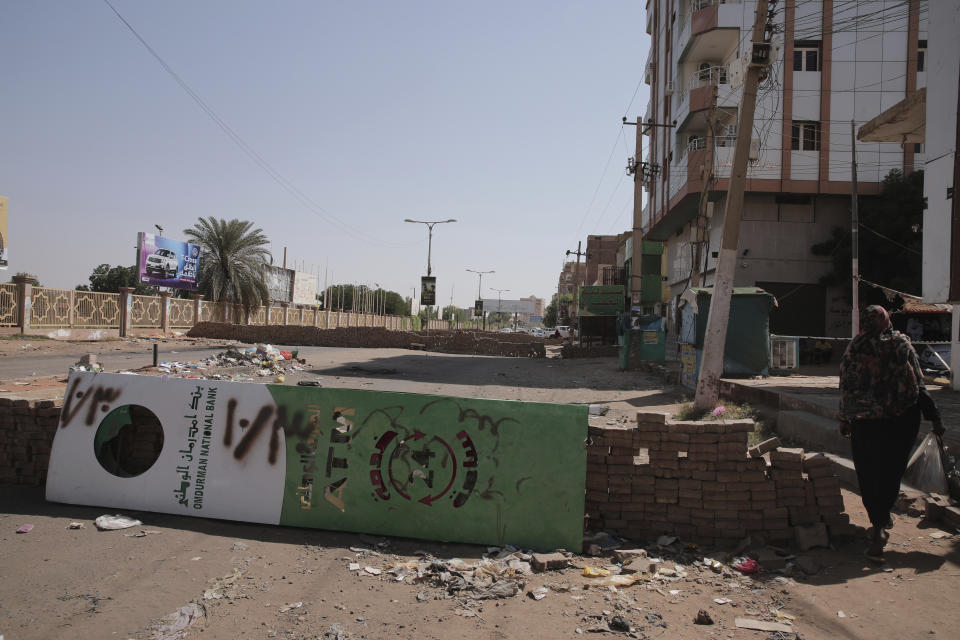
(102, 0, 419, 250)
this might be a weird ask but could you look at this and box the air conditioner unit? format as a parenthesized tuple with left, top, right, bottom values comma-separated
(665, 81, 675, 94)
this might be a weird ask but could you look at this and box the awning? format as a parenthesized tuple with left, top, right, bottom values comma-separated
(857, 88, 925, 144)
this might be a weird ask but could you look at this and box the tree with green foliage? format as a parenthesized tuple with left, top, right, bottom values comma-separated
(11, 272, 40, 286)
(442, 306, 467, 323)
(543, 293, 573, 327)
(323, 285, 411, 315)
(184, 217, 271, 313)
(77, 264, 154, 294)
(810, 169, 923, 306)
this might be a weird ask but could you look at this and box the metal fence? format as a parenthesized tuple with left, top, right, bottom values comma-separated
(74, 291, 122, 328)
(169, 298, 195, 328)
(130, 294, 163, 328)
(10, 283, 425, 334)
(0, 283, 19, 327)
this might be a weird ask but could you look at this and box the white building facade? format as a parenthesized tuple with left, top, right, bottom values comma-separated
(641, 0, 928, 337)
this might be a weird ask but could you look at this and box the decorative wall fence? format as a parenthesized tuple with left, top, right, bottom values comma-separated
(5, 277, 464, 337)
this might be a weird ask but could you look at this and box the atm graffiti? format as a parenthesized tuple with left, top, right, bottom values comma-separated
(48, 373, 588, 551)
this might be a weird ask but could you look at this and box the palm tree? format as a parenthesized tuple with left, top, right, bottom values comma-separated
(184, 217, 271, 313)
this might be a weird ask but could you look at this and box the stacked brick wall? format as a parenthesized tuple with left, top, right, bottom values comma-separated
(187, 323, 546, 357)
(585, 411, 855, 547)
(0, 399, 165, 486)
(0, 398, 61, 486)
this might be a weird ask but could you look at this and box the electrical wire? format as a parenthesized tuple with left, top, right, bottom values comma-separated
(102, 0, 423, 250)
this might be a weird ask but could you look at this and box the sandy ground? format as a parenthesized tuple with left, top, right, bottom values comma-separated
(1, 338, 959, 639)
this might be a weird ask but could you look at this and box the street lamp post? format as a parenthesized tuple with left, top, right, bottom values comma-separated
(490, 287, 510, 331)
(404, 218, 456, 331)
(466, 268, 494, 331)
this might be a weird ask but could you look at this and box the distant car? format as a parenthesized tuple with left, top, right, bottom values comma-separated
(532, 328, 545, 338)
(554, 325, 571, 338)
(500, 328, 513, 333)
(145, 248, 178, 279)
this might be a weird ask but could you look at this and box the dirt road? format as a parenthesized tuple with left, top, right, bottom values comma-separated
(1, 339, 958, 639)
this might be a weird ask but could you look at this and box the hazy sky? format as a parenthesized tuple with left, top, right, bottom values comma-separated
(2, 1, 649, 308)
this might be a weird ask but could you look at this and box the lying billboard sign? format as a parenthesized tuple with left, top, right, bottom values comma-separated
(46, 373, 587, 551)
(137, 233, 201, 290)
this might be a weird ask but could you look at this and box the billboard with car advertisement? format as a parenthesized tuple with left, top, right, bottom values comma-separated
(137, 233, 201, 290)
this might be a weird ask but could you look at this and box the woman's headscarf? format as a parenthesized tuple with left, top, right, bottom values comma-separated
(839, 305, 923, 421)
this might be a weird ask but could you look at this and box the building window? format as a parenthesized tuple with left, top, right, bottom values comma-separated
(914, 142, 924, 153)
(793, 41, 822, 72)
(918, 39, 927, 72)
(791, 122, 820, 151)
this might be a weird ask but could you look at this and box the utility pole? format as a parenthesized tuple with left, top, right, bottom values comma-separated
(466, 269, 494, 331)
(694, 0, 774, 412)
(566, 241, 587, 330)
(624, 117, 675, 305)
(850, 120, 860, 336)
(691, 84, 719, 288)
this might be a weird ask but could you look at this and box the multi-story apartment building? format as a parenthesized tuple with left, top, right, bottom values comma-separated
(640, 0, 927, 337)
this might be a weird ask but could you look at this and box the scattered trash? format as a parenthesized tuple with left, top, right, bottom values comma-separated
(204, 568, 243, 600)
(657, 535, 678, 548)
(588, 404, 610, 416)
(928, 531, 950, 539)
(837, 610, 847, 618)
(156, 603, 206, 640)
(322, 623, 350, 640)
(348, 563, 361, 571)
(455, 608, 478, 617)
(274, 374, 286, 383)
(694, 609, 714, 625)
(93, 514, 142, 531)
(608, 616, 631, 632)
(124, 529, 162, 537)
(713, 598, 733, 605)
(583, 567, 611, 578)
(230, 541, 249, 551)
(363, 567, 382, 576)
(732, 557, 761, 575)
(904, 433, 949, 495)
(16, 524, 33, 534)
(735, 617, 793, 633)
(469, 579, 522, 600)
(297, 380, 321, 386)
(279, 602, 303, 613)
(66, 522, 85, 530)
(528, 586, 549, 600)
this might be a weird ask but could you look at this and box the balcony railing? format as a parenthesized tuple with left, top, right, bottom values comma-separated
(600, 267, 626, 286)
(693, 0, 741, 10)
(689, 65, 729, 90)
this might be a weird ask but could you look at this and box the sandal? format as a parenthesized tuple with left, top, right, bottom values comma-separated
(865, 529, 890, 562)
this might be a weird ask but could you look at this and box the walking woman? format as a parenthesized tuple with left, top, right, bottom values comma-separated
(839, 305, 944, 562)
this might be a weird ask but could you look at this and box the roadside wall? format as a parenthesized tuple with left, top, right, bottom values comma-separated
(585, 412, 855, 547)
(187, 323, 547, 357)
(0, 398, 61, 486)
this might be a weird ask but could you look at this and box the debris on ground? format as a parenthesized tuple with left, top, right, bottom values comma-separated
(94, 514, 142, 530)
(66, 522, 85, 530)
(155, 603, 206, 640)
(694, 609, 714, 625)
(16, 523, 33, 533)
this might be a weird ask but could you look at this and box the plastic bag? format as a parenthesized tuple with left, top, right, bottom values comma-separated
(903, 433, 949, 494)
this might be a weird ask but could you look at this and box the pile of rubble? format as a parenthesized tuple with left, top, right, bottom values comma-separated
(342, 531, 834, 636)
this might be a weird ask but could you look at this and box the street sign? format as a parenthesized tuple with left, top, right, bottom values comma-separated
(474, 299, 484, 317)
(420, 276, 436, 306)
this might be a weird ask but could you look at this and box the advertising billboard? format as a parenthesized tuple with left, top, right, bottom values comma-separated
(137, 233, 201, 290)
(0, 196, 8, 269)
(578, 285, 625, 317)
(480, 299, 535, 314)
(474, 299, 484, 317)
(421, 276, 436, 306)
(264, 265, 293, 303)
(47, 373, 587, 550)
(292, 271, 318, 305)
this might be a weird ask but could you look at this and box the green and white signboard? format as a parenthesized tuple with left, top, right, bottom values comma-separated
(48, 373, 587, 551)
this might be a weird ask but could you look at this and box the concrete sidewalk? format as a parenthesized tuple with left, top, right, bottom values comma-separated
(721, 364, 960, 454)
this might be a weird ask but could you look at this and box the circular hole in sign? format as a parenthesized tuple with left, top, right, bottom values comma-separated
(94, 405, 164, 477)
